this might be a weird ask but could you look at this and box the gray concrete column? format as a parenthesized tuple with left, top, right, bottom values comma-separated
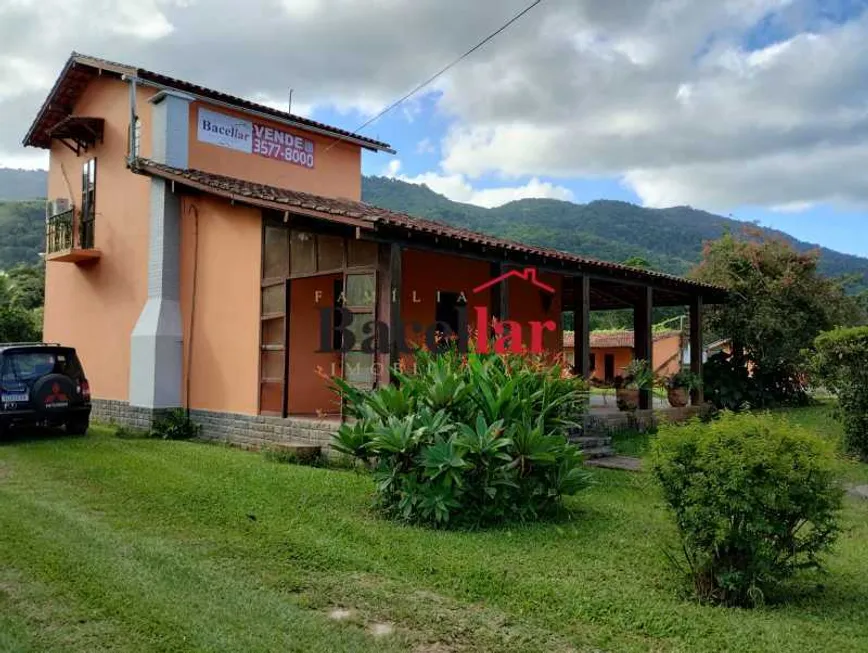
(129, 90, 192, 408)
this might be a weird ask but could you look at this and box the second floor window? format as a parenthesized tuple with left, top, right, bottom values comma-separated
(81, 159, 96, 248)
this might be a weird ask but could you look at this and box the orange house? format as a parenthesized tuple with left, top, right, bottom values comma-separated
(23, 52, 725, 446)
(564, 330, 683, 383)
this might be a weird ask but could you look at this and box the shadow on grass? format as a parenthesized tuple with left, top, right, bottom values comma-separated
(0, 425, 86, 446)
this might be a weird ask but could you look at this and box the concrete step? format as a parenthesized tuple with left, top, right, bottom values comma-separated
(266, 442, 322, 462)
(573, 436, 613, 449)
(580, 446, 616, 460)
(585, 456, 642, 472)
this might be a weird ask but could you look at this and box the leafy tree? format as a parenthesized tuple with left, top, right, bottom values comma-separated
(622, 256, 650, 268)
(812, 327, 868, 460)
(692, 230, 864, 406)
(0, 304, 40, 342)
(6, 262, 45, 310)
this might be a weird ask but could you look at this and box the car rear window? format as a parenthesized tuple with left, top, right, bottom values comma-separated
(1, 350, 84, 384)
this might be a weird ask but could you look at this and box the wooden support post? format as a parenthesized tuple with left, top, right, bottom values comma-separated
(570, 276, 591, 380)
(690, 295, 704, 405)
(634, 286, 653, 410)
(376, 243, 402, 387)
(489, 261, 508, 322)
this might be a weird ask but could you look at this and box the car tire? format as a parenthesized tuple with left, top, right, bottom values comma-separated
(66, 417, 89, 436)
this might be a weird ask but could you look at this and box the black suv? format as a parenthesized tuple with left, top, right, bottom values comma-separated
(0, 343, 91, 437)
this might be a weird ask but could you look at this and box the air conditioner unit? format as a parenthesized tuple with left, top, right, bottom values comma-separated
(45, 198, 72, 219)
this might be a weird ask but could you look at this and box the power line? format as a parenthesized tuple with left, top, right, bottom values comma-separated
(325, 0, 544, 152)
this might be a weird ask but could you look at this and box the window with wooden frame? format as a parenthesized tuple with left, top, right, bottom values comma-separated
(259, 225, 289, 415)
(259, 218, 382, 415)
(80, 158, 96, 249)
(341, 271, 377, 389)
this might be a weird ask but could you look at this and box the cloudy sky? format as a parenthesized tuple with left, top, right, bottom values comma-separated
(2, 0, 867, 255)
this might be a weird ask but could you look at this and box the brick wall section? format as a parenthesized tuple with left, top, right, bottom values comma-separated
(91, 399, 338, 449)
(92, 399, 709, 451)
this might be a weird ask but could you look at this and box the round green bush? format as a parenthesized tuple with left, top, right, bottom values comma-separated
(652, 412, 843, 606)
(812, 326, 868, 461)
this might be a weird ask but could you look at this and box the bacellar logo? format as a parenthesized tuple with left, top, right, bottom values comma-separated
(317, 267, 557, 355)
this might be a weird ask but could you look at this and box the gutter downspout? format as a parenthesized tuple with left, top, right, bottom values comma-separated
(122, 74, 138, 167)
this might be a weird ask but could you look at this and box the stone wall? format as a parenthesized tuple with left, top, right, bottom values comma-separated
(92, 399, 711, 451)
(91, 399, 338, 449)
(582, 405, 710, 438)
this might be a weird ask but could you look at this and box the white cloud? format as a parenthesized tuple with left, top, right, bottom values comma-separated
(388, 169, 573, 208)
(2, 0, 868, 216)
(384, 159, 402, 176)
(416, 137, 436, 155)
(771, 201, 815, 213)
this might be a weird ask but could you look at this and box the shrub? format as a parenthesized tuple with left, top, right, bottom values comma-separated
(703, 351, 757, 411)
(151, 409, 201, 440)
(332, 343, 591, 528)
(812, 326, 868, 460)
(652, 412, 843, 607)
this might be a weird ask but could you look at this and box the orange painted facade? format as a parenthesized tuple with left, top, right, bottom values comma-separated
(41, 72, 364, 412)
(186, 101, 362, 200)
(179, 196, 261, 415)
(43, 77, 156, 401)
(589, 347, 634, 382)
(565, 332, 684, 382)
(399, 249, 492, 350)
(288, 274, 343, 416)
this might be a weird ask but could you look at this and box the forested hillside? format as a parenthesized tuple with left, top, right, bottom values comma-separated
(0, 201, 44, 270)
(0, 168, 47, 200)
(1, 168, 866, 293)
(363, 177, 868, 287)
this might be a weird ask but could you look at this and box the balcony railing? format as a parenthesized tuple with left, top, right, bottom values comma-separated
(46, 209, 74, 254)
(45, 208, 100, 263)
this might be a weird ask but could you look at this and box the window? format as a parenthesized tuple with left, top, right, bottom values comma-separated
(435, 292, 464, 339)
(589, 353, 596, 371)
(80, 159, 96, 249)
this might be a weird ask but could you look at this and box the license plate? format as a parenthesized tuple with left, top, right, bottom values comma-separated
(1, 393, 28, 403)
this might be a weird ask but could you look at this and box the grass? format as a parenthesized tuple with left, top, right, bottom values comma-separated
(0, 418, 866, 652)
(612, 401, 868, 484)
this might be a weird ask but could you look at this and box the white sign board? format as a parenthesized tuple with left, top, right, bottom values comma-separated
(196, 107, 316, 168)
(197, 107, 252, 153)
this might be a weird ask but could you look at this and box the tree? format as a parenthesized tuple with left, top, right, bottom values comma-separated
(692, 229, 864, 406)
(6, 262, 45, 310)
(622, 256, 650, 269)
(0, 304, 40, 342)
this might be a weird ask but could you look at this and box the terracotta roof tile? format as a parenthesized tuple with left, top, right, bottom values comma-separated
(24, 52, 393, 153)
(132, 159, 728, 298)
(567, 330, 682, 349)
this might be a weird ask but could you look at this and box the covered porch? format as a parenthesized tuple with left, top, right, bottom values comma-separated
(133, 160, 726, 420)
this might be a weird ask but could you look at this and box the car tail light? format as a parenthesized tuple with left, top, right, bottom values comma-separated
(78, 380, 91, 399)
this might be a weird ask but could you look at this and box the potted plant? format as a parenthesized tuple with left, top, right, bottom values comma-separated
(660, 369, 702, 407)
(616, 359, 654, 411)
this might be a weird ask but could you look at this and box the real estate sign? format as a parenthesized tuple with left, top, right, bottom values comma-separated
(197, 107, 315, 169)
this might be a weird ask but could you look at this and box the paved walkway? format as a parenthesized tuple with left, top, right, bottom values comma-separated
(588, 394, 669, 414)
(585, 456, 643, 472)
(847, 485, 868, 500)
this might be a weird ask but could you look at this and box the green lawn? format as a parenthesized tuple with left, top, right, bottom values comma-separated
(1, 418, 867, 652)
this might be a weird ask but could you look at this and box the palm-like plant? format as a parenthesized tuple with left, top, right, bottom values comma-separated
(331, 339, 592, 528)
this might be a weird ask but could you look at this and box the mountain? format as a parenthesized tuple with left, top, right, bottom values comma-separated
(1, 168, 866, 291)
(363, 176, 868, 288)
(0, 168, 47, 200)
(0, 200, 44, 269)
